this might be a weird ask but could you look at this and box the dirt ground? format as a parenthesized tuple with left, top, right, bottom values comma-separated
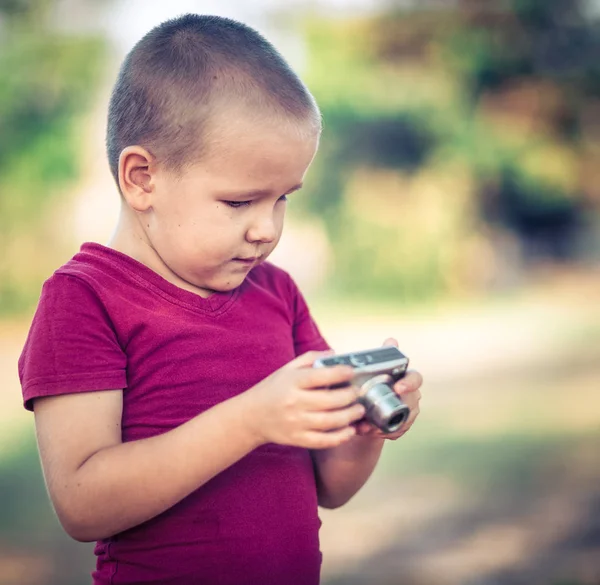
(1, 271, 599, 585)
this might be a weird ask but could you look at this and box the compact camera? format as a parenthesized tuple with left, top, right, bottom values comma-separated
(313, 346, 410, 434)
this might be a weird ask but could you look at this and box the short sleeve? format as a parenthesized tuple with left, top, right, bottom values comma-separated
(289, 277, 330, 356)
(18, 274, 127, 411)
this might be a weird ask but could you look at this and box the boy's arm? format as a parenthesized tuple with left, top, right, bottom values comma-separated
(33, 352, 361, 542)
(311, 435, 386, 509)
(311, 367, 423, 509)
(35, 388, 262, 541)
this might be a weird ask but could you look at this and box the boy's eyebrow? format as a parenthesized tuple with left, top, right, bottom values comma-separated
(220, 183, 303, 198)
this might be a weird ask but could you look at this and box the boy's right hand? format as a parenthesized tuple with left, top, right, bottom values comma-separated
(243, 351, 365, 450)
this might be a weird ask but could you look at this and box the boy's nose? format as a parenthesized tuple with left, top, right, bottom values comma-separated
(246, 214, 278, 244)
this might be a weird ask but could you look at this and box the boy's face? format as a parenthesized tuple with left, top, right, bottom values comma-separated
(143, 116, 319, 296)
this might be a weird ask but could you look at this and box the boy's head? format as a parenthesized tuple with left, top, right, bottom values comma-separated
(106, 15, 322, 297)
(106, 13, 321, 185)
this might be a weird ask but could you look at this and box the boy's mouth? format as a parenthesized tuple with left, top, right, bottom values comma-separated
(232, 256, 260, 265)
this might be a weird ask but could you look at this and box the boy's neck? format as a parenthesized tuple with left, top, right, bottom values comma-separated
(108, 207, 214, 298)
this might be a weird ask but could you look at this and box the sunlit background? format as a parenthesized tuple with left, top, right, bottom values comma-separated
(1, 1, 599, 584)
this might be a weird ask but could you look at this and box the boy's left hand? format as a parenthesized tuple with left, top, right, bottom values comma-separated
(354, 338, 422, 440)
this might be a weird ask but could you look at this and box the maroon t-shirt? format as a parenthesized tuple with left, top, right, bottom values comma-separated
(19, 243, 330, 585)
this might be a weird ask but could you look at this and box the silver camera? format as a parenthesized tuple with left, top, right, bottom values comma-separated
(313, 346, 410, 434)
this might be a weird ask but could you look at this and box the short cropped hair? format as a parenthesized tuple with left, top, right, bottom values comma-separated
(106, 14, 321, 185)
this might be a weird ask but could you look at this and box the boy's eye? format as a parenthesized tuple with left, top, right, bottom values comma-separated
(224, 195, 288, 208)
(224, 200, 251, 208)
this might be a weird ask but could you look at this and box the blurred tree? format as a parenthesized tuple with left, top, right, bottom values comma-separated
(300, 0, 600, 301)
(0, 0, 105, 315)
(450, 0, 598, 260)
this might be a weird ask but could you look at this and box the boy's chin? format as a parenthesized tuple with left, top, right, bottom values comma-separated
(192, 263, 259, 295)
(207, 273, 250, 294)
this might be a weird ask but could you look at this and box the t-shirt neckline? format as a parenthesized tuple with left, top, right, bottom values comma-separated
(79, 242, 240, 315)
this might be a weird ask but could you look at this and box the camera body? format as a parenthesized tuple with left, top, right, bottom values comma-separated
(313, 346, 410, 434)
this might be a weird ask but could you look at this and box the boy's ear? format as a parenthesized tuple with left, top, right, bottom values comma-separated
(118, 146, 156, 211)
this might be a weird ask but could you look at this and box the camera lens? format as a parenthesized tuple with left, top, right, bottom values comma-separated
(388, 411, 408, 428)
(361, 382, 410, 434)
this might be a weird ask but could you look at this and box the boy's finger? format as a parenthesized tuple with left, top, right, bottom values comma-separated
(298, 364, 355, 389)
(302, 427, 356, 450)
(382, 337, 399, 348)
(301, 387, 359, 410)
(394, 369, 423, 394)
(398, 391, 420, 414)
(306, 403, 366, 432)
(354, 420, 375, 435)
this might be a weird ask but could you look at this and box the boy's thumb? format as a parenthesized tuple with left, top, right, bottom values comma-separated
(382, 337, 399, 348)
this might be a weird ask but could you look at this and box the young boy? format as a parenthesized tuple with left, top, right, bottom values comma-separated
(18, 14, 422, 585)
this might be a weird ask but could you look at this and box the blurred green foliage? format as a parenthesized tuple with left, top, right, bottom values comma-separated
(0, 0, 105, 315)
(300, 0, 600, 302)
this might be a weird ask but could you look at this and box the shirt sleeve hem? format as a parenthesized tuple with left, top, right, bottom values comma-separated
(22, 370, 127, 411)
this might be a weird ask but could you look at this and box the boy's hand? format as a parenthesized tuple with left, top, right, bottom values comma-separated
(243, 351, 365, 450)
(354, 338, 422, 440)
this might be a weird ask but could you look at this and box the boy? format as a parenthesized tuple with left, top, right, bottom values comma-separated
(18, 14, 422, 585)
